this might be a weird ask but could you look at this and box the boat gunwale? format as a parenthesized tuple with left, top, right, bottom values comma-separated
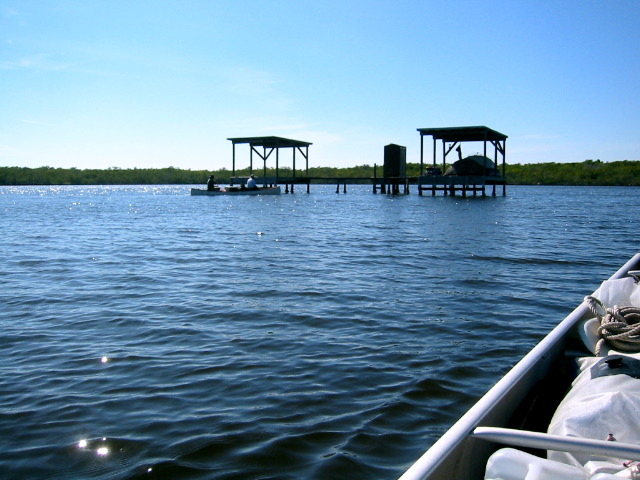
(399, 252, 640, 480)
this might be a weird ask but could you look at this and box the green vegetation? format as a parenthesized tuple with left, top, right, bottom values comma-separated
(0, 165, 380, 185)
(1, 159, 639, 186)
(0, 166, 213, 186)
(505, 160, 640, 186)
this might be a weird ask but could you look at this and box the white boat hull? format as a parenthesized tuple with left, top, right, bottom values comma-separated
(190, 186, 281, 196)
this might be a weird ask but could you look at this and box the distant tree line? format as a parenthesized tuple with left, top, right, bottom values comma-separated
(505, 160, 640, 186)
(1, 159, 639, 186)
(0, 166, 214, 186)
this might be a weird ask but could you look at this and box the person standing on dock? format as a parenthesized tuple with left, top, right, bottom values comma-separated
(246, 174, 257, 190)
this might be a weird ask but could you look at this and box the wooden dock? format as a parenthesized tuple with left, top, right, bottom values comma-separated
(230, 175, 506, 196)
(415, 126, 507, 196)
(223, 128, 508, 197)
(231, 175, 313, 193)
(415, 174, 506, 196)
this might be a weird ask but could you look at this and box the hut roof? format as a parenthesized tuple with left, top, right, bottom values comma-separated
(417, 126, 507, 142)
(227, 136, 312, 148)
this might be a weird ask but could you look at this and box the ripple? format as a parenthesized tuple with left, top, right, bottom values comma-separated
(1, 185, 638, 478)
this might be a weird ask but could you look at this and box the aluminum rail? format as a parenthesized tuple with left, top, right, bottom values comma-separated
(473, 426, 640, 459)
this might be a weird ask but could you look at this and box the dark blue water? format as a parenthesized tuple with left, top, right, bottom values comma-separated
(1, 185, 638, 479)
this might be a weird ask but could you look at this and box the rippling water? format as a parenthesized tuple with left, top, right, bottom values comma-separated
(1, 184, 638, 479)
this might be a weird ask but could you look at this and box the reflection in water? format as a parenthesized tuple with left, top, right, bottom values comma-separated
(77, 438, 109, 456)
(1, 185, 638, 479)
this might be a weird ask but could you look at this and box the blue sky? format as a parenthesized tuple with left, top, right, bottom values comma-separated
(1, 0, 639, 171)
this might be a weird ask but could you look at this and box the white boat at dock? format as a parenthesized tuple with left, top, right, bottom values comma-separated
(400, 252, 640, 480)
(190, 186, 281, 196)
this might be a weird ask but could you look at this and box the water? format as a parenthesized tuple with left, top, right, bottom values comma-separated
(1, 184, 638, 479)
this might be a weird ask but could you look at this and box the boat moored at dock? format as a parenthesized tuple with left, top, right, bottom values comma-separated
(190, 186, 281, 196)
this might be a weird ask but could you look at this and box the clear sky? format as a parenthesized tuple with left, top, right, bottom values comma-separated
(2, 0, 639, 171)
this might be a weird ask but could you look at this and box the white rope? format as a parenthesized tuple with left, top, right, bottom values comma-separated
(585, 295, 640, 355)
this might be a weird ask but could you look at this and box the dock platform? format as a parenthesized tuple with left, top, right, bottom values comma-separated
(416, 174, 506, 196)
(222, 126, 508, 197)
(229, 175, 506, 196)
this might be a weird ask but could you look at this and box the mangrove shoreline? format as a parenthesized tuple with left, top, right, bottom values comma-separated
(1, 160, 639, 186)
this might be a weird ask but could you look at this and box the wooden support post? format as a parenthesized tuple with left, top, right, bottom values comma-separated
(232, 142, 236, 178)
(263, 148, 267, 187)
(503, 140, 507, 196)
(374, 163, 379, 193)
(483, 133, 487, 176)
(343, 182, 347, 193)
(433, 138, 437, 172)
(419, 133, 423, 175)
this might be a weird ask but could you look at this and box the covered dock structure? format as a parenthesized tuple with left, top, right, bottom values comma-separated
(417, 126, 507, 196)
(227, 136, 313, 193)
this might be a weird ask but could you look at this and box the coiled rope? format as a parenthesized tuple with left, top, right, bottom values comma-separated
(585, 295, 640, 355)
